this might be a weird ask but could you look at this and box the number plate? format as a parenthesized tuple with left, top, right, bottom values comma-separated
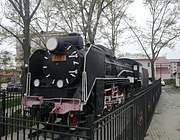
(52, 55, 67, 61)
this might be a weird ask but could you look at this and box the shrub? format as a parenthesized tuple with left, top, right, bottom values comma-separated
(164, 79, 175, 85)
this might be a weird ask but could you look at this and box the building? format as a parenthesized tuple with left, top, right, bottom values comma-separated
(174, 71, 180, 87)
(0, 69, 17, 83)
(155, 57, 171, 80)
(133, 56, 179, 80)
(168, 59, 180, 78)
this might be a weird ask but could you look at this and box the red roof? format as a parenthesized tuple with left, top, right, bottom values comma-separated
(0, 70, 15, 77)
(156, 57, 170, 64)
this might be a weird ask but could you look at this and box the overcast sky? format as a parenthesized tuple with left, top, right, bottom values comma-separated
(0, 0, 180, 59)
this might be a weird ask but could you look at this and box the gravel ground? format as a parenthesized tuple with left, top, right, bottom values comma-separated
(144, 86, 180, 140)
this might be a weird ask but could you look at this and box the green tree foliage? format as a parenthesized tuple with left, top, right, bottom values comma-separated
(0, 50, 15, 70)
(0, 50, 15, 84)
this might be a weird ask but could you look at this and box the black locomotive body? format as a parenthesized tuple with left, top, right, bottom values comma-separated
(23, 33, 148, 127)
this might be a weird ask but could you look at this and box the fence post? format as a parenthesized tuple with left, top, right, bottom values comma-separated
(0, 92, 2, 139)
(143, 90, 148, 139)
(86, 115, 94, 140)
(131, 104, 134, 140)
(0, 91, 6, 137)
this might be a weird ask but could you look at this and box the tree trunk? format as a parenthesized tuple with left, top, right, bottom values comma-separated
(21, 0, 31, 93)
(88, 29, 95, 44)
(21, 39, 30, 93)
(150, 60, 155, 82)
(21, 66, 27, 93)
(3, 0, 41, 93)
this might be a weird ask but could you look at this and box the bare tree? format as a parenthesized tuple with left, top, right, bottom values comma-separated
(100, 0, 133, 55)
(30, 0, 59, 48)
(125, 0, 180, 81)
(53, 0, 115, 44)
(0, 0, 41, 92)
(52, 0, 77, 33)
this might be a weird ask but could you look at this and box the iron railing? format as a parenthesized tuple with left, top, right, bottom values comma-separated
(91, 79, 161, 140)
(0, 79, 161, 140)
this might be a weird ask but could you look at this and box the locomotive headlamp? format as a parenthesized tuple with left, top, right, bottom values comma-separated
(46, 38, 58, 51)
(57, 80, 64, 88)
(34, 79, 40, 87)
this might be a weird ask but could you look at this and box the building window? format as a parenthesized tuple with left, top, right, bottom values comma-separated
(148, 62, 150, 67)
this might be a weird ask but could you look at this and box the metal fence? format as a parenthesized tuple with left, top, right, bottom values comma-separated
(92, 79, 161, 140)
(0, 79, 161, 140)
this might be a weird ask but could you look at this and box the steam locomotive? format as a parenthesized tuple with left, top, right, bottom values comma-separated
(22, 33, 148, 128)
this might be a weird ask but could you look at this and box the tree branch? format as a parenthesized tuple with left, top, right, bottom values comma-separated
(8, 0, 24, 18)
(123, 18, 151, 60)
(155, 33, 180, 59)
(30, 24, 46, 47)
(0, 24, 23, 45)
(6, 17, 24, 28)
(29, 0, 41, 20)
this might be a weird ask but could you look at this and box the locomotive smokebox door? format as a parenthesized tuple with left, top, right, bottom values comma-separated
(29, 50, 47, 94)
(85, 45, 105, 115)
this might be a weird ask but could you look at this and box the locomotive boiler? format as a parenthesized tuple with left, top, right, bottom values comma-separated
(22, 33, 148, 128)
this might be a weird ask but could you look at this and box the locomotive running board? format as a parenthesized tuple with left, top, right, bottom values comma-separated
(22, 95, 83, 115)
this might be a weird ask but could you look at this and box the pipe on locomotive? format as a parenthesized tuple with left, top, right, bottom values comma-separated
(46, 33, 83, 53)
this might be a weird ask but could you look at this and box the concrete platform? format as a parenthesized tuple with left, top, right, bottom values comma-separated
(144, 86, 180, 140)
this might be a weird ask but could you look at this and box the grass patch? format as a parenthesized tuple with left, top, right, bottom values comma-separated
(0, 97, 22, 109)
(2, 109, 37, 135)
